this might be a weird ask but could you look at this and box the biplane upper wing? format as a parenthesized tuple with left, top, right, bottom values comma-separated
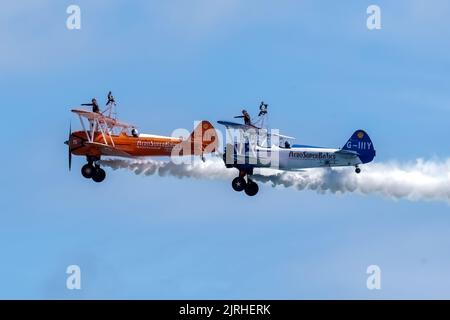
(84, 142, 133, 157)
(218, 120, 296, 141)
(71, 109, 134, 128)
(217, 120, 260, 130)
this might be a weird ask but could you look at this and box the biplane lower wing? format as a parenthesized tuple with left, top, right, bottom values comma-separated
(84, 142, 132, 157)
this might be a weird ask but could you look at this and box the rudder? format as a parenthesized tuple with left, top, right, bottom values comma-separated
(188, 120, 218, 154)
(342, 129, 376, 164)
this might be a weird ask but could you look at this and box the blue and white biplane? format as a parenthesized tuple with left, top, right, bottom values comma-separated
(217, 102, 376, 196)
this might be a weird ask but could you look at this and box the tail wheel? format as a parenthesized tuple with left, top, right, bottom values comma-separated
(244, 180, 259, 196)
(81, 163, 95, 179)
(355, 167, 361, 174)
(232, 177, 246, 192)
(92, 167, 106, 183)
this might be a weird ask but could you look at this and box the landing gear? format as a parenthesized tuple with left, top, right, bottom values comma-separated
(232, 177, 246, 192)
(355, 166, 361, 174)
(81, 157, 106, 182)
(231, 170, 259, 196)
(244, 179, 259, 197)
(81, 163, 95, 179)
(92, 166, 106, 183)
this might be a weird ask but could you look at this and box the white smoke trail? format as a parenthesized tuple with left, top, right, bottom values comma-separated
(99, 157, 450, 203)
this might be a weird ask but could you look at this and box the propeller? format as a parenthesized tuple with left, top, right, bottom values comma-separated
(64, 123, 72, 171)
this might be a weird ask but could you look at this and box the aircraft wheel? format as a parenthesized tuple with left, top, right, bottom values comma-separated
(355, 167, 361, 174)
(92, 167, 106, 183)
(232, 177, 246, 192)
(81, 163, 95, 179)
(244, 180, 259, 196)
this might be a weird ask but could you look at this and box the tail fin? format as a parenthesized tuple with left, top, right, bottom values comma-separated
(342, 130, 376, 164)
(188, 120, 218, 154)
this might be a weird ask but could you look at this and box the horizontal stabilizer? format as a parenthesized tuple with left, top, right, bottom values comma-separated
(335, 149, 359, 156)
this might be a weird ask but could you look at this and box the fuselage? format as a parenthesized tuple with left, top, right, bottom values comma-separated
(70, 130, 191, 158)
(221, 126, 375, 196)
(229, 145, 362, 171)
(263, 145, 361, 170)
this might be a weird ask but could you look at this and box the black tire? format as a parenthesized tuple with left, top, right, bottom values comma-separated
(232, 177, 246, 192)
(92, 167, 106, 183)
(81, 163, 95, 179)
(244, 180, 259, 196)
(355, 167, 361, 174)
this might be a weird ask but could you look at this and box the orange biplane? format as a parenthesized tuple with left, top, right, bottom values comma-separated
(65, 95, 217, 182)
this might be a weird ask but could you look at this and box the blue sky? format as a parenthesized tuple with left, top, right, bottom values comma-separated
(1, 0, 450, 299)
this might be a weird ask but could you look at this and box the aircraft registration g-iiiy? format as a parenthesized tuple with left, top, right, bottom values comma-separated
(65, 92, 217, 182)
(218, 102, 376, 196)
